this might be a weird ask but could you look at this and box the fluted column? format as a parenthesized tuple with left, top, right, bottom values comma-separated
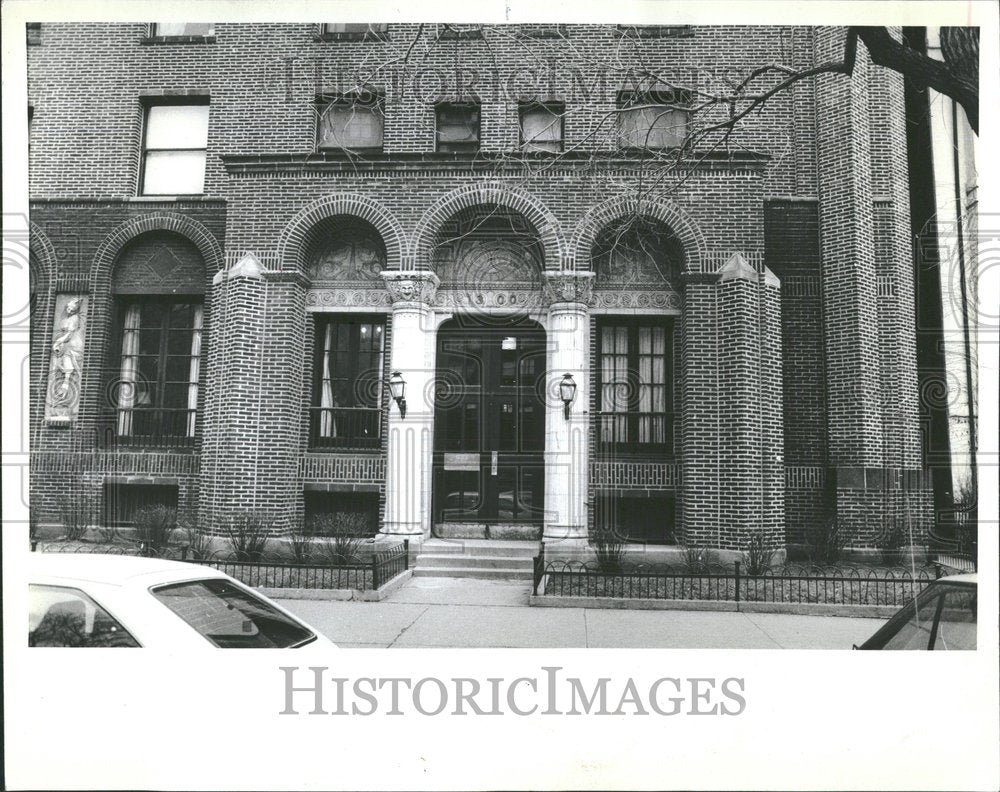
(379, 271, 440, 540)
(542, 271, 593, 545)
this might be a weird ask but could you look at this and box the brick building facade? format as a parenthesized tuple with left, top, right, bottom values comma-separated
(27, 23, 933, 557)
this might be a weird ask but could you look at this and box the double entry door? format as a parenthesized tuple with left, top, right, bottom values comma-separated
(432, 320, 546, 525)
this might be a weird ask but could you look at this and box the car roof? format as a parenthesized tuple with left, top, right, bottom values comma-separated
(28, 553, 228, 587)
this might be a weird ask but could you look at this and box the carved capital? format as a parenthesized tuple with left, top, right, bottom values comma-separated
(543, 270, 595, 306)
(380, 270, 441, 306)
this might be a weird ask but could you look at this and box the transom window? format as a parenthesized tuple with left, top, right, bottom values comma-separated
(520, 103, 564, 153)
(152, 23, 214, 37)
(115, 298, 204, 444)
(317, 94, 384, 151)
(312, 315, 386, 449)
(596, 318, 674, 453)
(436, 103, 480, 153)
(617, 89, 690, 150)
(140, 100, 210, 196)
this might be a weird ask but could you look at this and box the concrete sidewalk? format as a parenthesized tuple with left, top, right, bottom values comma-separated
(276, 577, 884, 649)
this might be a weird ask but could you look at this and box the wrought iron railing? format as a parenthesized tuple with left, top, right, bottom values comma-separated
(535, 559, 940, 607)
(32, 539, 409, 592)
(104, 408, 197, 448)
(308, 406, 382, 450)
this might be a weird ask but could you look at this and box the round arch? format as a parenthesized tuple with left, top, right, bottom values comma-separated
(569, 195, 707, 274)
(411, 183, 565, 271)
(277, 193, 407, 274)
(90, 212, 224, 294)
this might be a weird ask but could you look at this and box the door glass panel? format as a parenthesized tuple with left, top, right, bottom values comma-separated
(496, 467, 515, 520)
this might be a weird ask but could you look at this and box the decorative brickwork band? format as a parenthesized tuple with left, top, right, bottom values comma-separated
(381, 270, 440, 306)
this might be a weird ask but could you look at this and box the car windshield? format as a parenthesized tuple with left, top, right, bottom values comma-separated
(878, 582, 977, 650)
(151, 579, 316, 648)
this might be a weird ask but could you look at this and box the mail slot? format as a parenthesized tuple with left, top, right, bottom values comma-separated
(444, 453, 479, 471)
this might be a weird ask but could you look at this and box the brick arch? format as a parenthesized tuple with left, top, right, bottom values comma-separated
(90, 212, 224, 293)
(29, 221, 58, 285)
(411, 183, 565, 271)
(277, 193, 406, 273)
(569, 196, 706, 273)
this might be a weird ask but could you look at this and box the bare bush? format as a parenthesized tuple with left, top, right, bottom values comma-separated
(133, 505, 178, 554)
(593, 526, 627, 574)
(310, 513, 367, 566)
(225, 511, 273, 562)
(741, 532, 776, 576)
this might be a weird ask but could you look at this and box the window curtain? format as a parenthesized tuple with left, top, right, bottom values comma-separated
(319, 323, 336, 437)
(116, 304, 141, 435)
(186, 304, 204, 437)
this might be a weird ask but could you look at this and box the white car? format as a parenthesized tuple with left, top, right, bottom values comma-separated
(28, 553, 335, 650)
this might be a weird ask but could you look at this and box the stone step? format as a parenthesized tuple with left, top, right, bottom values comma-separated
(414, 554, 535, 570)
(418, 539, 540, 557)
(411, 566, 534, 581)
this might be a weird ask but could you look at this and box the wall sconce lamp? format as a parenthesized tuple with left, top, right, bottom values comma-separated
(389, 371, 407, 419)
(559, 373, 577, 420)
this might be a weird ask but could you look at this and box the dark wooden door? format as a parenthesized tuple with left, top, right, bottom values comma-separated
(433, 321, 546, 524)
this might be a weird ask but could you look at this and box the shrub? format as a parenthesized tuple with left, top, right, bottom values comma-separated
(875, 513, 907, 566)
(311, 512, 367, 566)
(225, 511, 273, 562)
(741, 532, 776, 576)
(289, 519, 317, 564)
(681, 545, 718, 574)
(805, 515, 850, 566)
(593, 526, 626, 574)
(133, 505, 177, 554)
(180, 518, 214, 561)
(58, 488, 94, 541)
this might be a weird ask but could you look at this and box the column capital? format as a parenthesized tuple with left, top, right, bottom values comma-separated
(543, 270, 595, 307)
(381, 270, 440, 306)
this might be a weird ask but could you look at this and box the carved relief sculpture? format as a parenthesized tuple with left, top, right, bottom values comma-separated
(45, 295, 88, 423)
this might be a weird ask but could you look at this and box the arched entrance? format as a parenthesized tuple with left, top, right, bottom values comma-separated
(432, 316, 546, 538)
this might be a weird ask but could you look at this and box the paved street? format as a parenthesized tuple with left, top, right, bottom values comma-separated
(276, 577, 884, 649)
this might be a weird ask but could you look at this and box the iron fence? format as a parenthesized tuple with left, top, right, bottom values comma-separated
(535, 558, 940, 607)
(31, 539, 409, 592)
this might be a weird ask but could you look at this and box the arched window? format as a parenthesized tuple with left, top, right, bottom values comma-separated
(109, 232, 206, 446)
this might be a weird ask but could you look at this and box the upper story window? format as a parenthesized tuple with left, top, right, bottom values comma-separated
(321, 23, 387, 41)
(617, 89, 690, 150)
(519, 102, 564, 153)
(311, 315, 386, 450)
(317, 93, 384, 152)
(616, 25, 693, 38)
(152, 23, 215, 37)
(140, 100, 210, 196)
(596, 318, 675, 454)
(436, 25, 484, 40)
(436, 103, 480, 153)
(516, 24, 567, 39)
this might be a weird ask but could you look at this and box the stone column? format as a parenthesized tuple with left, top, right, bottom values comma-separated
(379, 271, 440, 541)
(541, 271, 593, 546)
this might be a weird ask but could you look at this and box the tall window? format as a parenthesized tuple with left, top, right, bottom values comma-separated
(115, 298, 203, 444)
(435, 103, 480, 153)
(519, 103, 564, 153)
(617, 89, 690, 150)
(140, 100, 210, 196)
(317, 94, 384, 151)
(312, 316, 385, 449)
(596, 319, 674, 453)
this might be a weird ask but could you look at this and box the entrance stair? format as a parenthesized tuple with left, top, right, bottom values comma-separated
(413, 538, 539, 581)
